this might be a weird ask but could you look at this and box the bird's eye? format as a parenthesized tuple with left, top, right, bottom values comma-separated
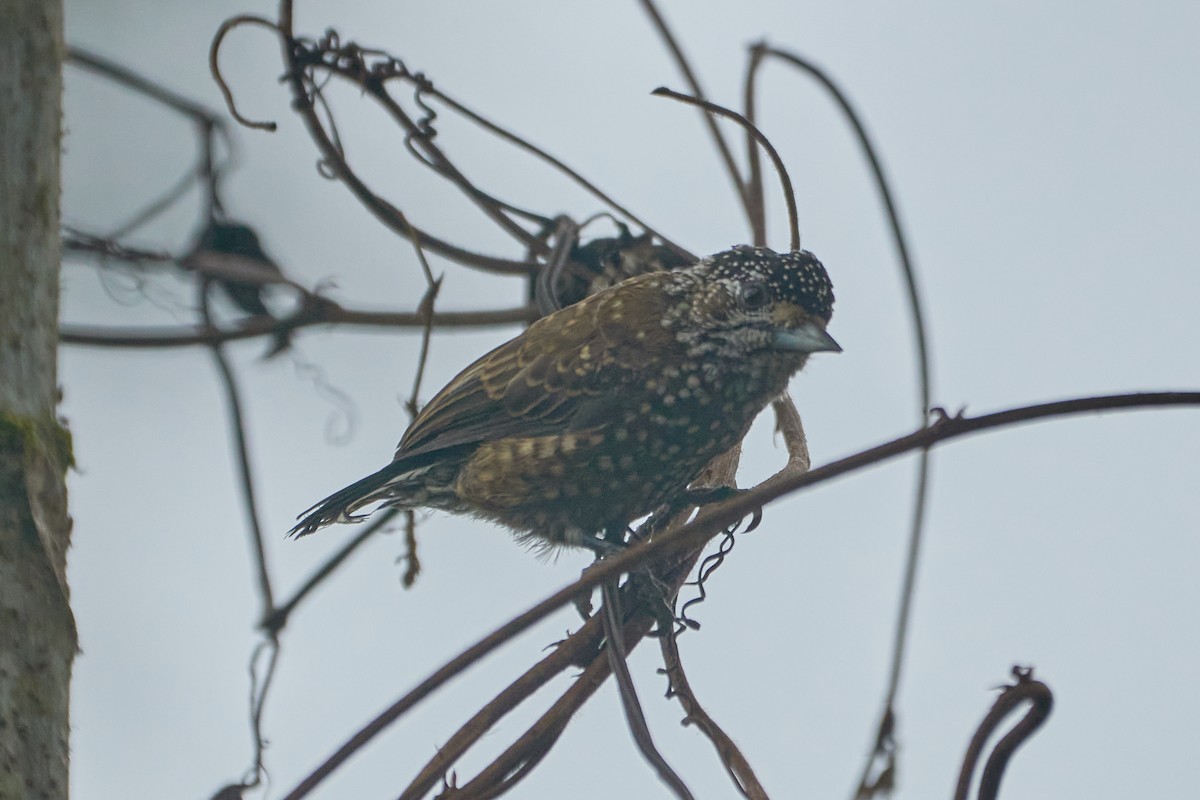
(741, 281, 769, 309)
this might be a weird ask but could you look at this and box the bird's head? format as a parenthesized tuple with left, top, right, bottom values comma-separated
(662, 245, 840, 362)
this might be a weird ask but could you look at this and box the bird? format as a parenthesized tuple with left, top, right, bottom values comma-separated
(291, 244, 840, 552)
(536, 225, 693, 313)
(186, 220, 292, 357)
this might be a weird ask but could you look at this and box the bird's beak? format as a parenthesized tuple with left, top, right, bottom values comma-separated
(773, 321, 842, 354)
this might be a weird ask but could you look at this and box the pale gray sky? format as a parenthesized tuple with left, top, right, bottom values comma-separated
(61, 2, 1199, 799)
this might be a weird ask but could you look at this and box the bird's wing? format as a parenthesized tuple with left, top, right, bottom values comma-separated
(395, 275, 677, 460)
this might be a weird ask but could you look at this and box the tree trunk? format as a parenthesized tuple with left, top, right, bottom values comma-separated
(0, 1, 73, 798)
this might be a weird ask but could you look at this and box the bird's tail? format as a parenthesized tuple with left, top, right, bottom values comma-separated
(289, 461, 412, 538)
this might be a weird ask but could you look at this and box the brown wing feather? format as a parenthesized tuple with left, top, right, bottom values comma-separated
(395, 275, 676, 460)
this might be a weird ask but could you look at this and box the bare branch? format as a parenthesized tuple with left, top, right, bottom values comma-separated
(200, 291, 273, 615)
(660, 632, 769, 800)
(279, 391, 1198, 798)
(403, 228, 442, 419)
(448, 616, 656, 800)
(271, 24, 549, 269)
(850, 449, 932, 800)
(69, 45, 225, 125)
(444, 553, 708, 800)
(358, 75, 544, 253)
(394, 612, 608, 800)
(59, 303, 538, 349)
(423, 86, 694, 262)
(262, 508, 401, 635)
(200, 285, 278, 788)
(636, 0, 750, 228)
(62, 232, 174, 265)
(601, 581, 695, 800)
(209, 8, 539, 273)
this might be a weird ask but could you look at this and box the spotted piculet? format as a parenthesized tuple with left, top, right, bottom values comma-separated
(291, 245, 839, 550)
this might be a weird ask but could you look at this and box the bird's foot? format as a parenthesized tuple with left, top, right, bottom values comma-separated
(641, 486, 763, 537)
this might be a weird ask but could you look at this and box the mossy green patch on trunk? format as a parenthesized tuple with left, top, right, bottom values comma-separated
(0, 412, 73, 470)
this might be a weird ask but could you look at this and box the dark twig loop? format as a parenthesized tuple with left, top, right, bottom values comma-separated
(209, 15, 282, 131)
(954, 666, 1054, 800)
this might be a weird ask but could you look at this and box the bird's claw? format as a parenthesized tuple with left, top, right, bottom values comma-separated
(689, 486, 763, 533)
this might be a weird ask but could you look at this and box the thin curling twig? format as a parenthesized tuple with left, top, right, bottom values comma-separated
(954, 667, 1054, 800)
(401, 222, 442, 418)
(676, 525, 738, 631)
(652, 87, 801, 252)
(262, 24, 537, 274)
(365, 80, 544, 254)
(393, 224, 441, 588)
(244, 636, 280, 788)
(209, 15, 281, 131)
(276, 28, 546, 257)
